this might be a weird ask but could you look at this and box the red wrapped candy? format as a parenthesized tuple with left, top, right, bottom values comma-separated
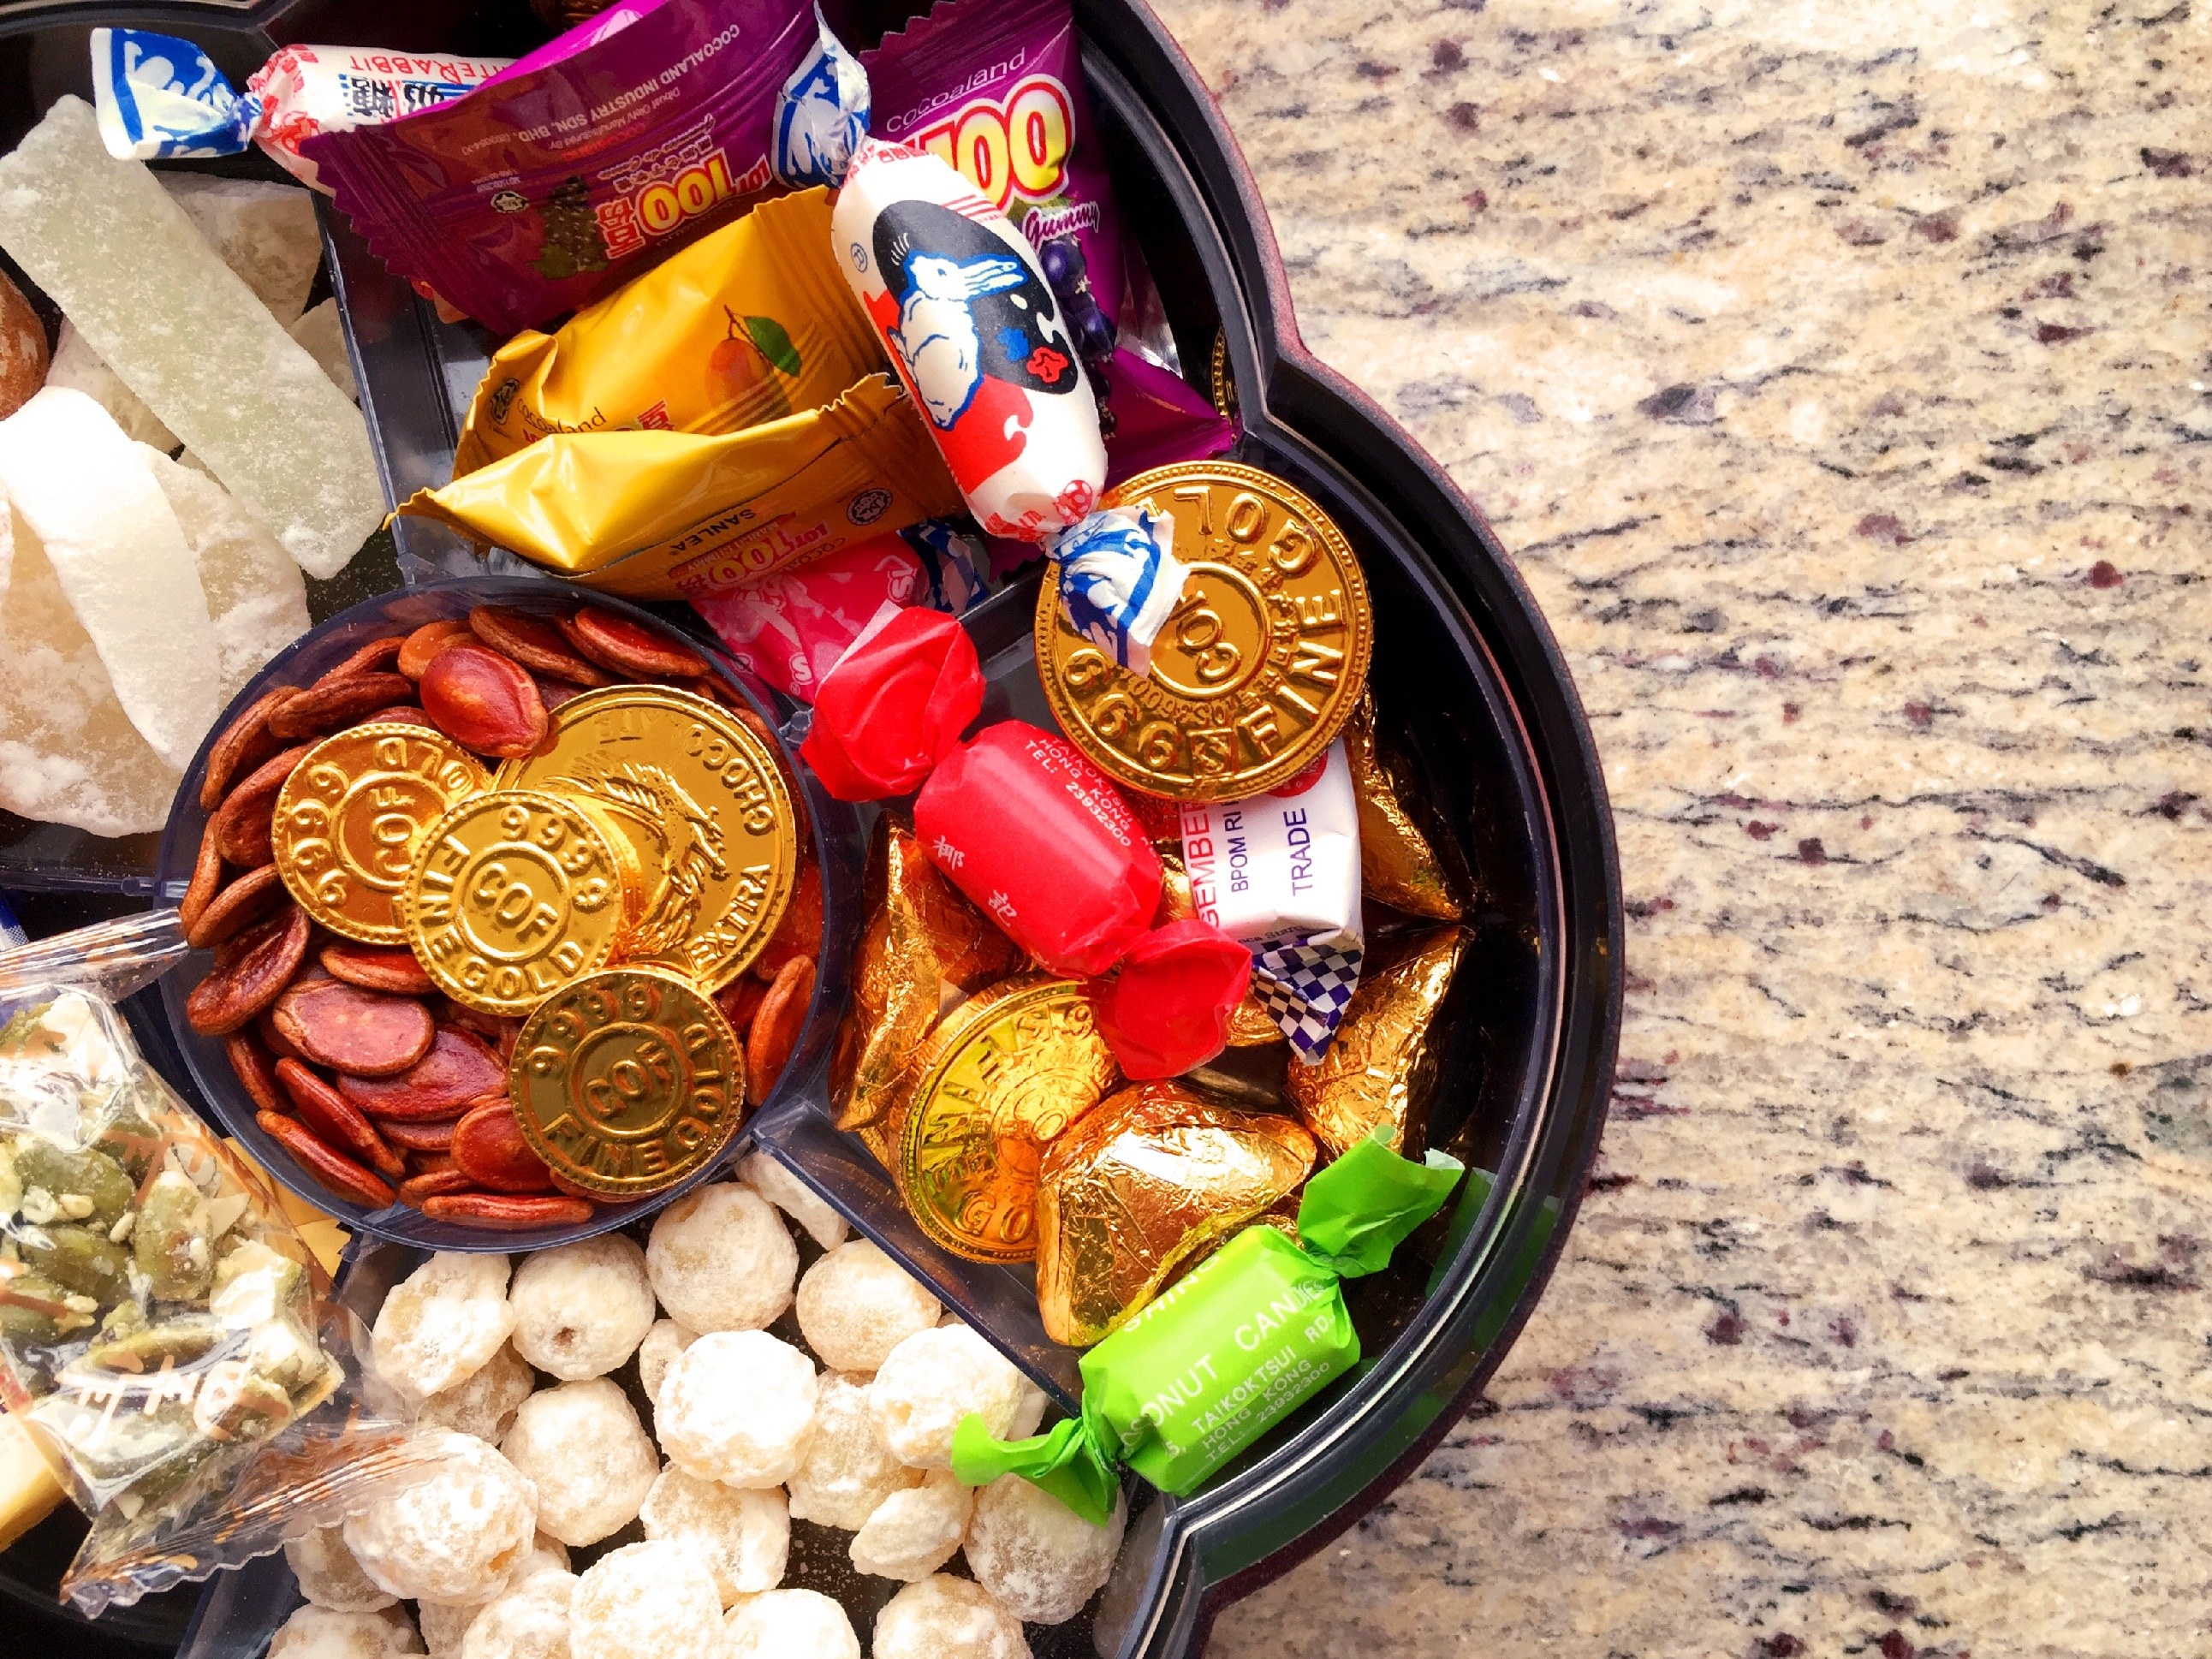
(798, 607, 985, 800)
(1087, 919, 1252, 1079)
(914, 722, 1161, 978)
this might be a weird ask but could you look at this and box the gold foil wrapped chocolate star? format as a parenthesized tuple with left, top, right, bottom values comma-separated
(1345, 691, 1466, 923)
(1287, 928, 1466, 1157)
(830, 816, 1025, 1133)
(1036, 1080, 1317, 1347)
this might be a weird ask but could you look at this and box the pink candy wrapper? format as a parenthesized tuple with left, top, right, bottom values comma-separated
(863, 0, 1131, 328)
(305, 0, 816, 333)
(692, 532, 925, 700)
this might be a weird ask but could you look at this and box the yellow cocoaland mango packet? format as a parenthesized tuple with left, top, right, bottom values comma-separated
(397, 373, 962, 601)
(453, 187, 886, 477)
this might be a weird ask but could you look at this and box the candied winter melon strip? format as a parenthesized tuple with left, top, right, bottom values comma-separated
(0, 388, 218, 772)
(0, 96, 383, 579)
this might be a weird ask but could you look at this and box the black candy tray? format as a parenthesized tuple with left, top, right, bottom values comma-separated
(0, 2, 1622, 1656)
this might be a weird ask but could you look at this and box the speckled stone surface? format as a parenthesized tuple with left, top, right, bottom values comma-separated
(1155, 1, 2212, 1654)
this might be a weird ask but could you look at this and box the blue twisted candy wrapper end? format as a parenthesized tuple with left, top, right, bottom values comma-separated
(1252, 934, 1365, 1062)
(772, 5, 871, 190)
(1044, 507, 1190, 679)
(91, 28, 259, 161)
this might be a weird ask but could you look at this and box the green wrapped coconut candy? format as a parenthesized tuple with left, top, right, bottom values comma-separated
(952, 1132, 1463, 1523)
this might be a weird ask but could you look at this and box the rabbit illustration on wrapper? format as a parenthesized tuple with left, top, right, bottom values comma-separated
(832, 137, 1104, 542)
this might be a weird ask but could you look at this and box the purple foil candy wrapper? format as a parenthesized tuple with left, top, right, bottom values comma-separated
(305, 0, 815, 334)
(862, 0, 1133, 330)
(1103, 347, 1238, 485)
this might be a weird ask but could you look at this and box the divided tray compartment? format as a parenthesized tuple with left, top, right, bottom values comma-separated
(0, 0, 1622, 1654)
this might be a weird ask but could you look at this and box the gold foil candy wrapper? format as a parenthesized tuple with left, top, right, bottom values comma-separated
(1346, 691, 1466, 923)
(1037, 1081, 1317, 1347)
(1287, 927, 1466, 1159)
(830, 816, 1023, 1132)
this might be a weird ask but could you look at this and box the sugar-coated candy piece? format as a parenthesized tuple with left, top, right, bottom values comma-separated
(741, 1151, 847, 1250)
(658, 1329, 818, 1488)
(869, 1324, 1031, 1471)
(795, 1239, 941, 1373)
(786, 1371, 922, 1531)
(0, 387, 219, 772)
(418, 1341, 534, 1444)
(568, 1540, 724, 1659)
(847, 1469, 970, 1582)
(1088, 919, 1252, 1080)
(285, 1524, 396, 1612)
(499, 1378, 657, 1547)
(159, 174, 321, 323)
(832, 139, 1104, 543)
(638, 1466, 788, 1603)
(139, 444, 312, 710)
(45, 319, 175, 449)
(965, 1473, 1127, 1624)
(506, 1234, 655, 1380)
(796, 608, 984, 801)
(871, 1575, 1029, 1659)
(722, 1588, 859, 1659)
(914, 722, 1161, 978)
(457, 1568, 575, 1659)
(0, 491, 181, 834)
(635, 1317, 699, 1408)
(343, 1431, 538, 1604)
(645, 1183, 797, 1334)
(291, 299, 360, 401)
(0, 98, 384, 577)
(370, 1253, 516, 1402)
(268, 1605, 424, 1659)
(415, 1600, 479, 1659)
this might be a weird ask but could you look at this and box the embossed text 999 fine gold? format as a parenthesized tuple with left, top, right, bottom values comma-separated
(510, 967, 740, 1198)
(897, 977, 1121, 1264)
(497, 684, 798, 992)
(1036, 461, 1374, 801)
(403, 789, 637, 1016)
(272, 724, 489, 945)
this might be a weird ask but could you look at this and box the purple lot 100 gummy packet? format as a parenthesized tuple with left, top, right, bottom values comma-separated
(304, 0, 816, 334)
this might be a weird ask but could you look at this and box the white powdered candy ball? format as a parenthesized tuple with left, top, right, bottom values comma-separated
(286, 1524, 395, 1612)
(344, 1432, 537, 1604)
(645, 1183, 796, 1333)
(500, 1379, 657, 1547)
(419, 1343, 535, 1444)
(785, 1371, 921, 1531)
(638, 1466, 788, 1603)
(568, 1540, 722, 1659)
(723, 1588, 859, 1659)
(795, 1240, 940, 1372)
(1008, 1381, 1047, 1442)
(964, 1474, 1127, 1624)
(373, 1254, 515, 1402)
(872, 1575, 1029, 1659)
(268, 1605, 423, 1659)
(507, 1235, 655, 1381)
(847, 1469, 971, 1582)
(740, 1151, 847, 1249)
(459, 1569, 575, 1659)
(634, 1318, 697, 1408)
(415, 1600, 480, 1659)
(869, 1326, 1030, 1470)
(657, 1330, 817, 1488)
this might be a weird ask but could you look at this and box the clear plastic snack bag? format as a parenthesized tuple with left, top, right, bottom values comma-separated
(0, 912, 439, 1614)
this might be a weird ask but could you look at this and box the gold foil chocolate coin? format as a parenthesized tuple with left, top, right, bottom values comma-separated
(272, 724, 490, 945)
(403, 788, 639, 1015)
(895, 976, 1121, 1264)
(509, 966, 741, 1198)
(1036, 461, 1374, 801)
(496, 684, 798, 991)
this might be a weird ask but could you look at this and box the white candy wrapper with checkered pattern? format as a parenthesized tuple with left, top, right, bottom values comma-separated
(1177, 741, 1363, 1061)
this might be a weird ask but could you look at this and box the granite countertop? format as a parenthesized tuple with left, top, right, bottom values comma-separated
(1148, 0, 2212, 1653)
